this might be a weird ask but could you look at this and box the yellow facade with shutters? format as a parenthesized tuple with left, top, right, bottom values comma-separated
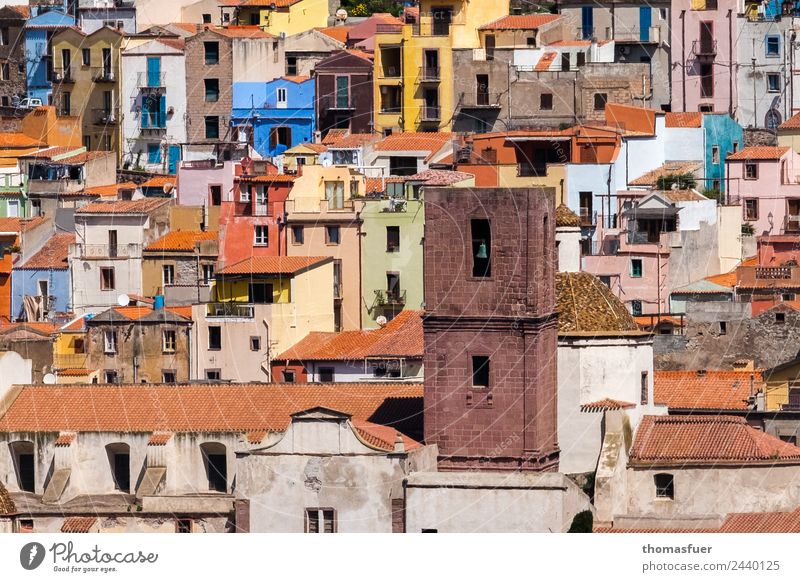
(373, 0, 509, 132)
(236, 0, 330, 36)
(213, 278, 292, 304)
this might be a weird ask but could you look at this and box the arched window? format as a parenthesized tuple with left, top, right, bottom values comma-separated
(9, 441, 35, 492)
(105, 443, 130, 492)
(200, 443, 227, 492)
(766, 109, 782, 131)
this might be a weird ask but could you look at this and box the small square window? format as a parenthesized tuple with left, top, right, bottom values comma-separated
(326, 225, 340, 245)
(250, 336, 261, 351)
(292, 225, 304, 245)
(162, 370, 176, 383)
(319, 367, 334, 382)
(163, 330, 177, 353)
(744, 198, 759, 220)
(105, 370, 118, 383)
(254, 225, 268, 246)
(205, 369, 221, 381)
(594, 93, 607, 111)
(202, 13, 212, 24)
(767, 73, 781, 93)
(745, 163, 758, 180)
(654, 473, 674, 499)
(631, 259, 643, 278)
(471, 356, 490, 388)
(776, 312, 786, 324)
(282, 369, 296, 383)
(766, 35, 780, 57)
(540, 93, 553, 110)
(205, 116, 220, 140)
(176, 519, 193, 533)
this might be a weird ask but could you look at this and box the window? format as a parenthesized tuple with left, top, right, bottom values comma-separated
(100, 267, 115, 290)
(305, 508, 336, 533)
(162, 264, 175, 286)
(176, 519, 193, 533)
(163, 330, 177, 353)
(776, 312, 786, 324)
(147, 142, 161, 165)
(733, 141, 739, 153)
(767, 73, 781, 93)
(269, 126, 292, 149)
(326, 225, 340, 245)
(699, 103, 714, 113)
(742, 198, 758, 221)
(744, 163, 758, 180)
(107, 444, 130, 492)
(205, 369, 221, 380)
(205, 116, 219, 140)
(386, 226, 400, 252)
(540, 93, 553, 110)
(105, 370, 118, 384)
(0, 27, 7, 45)
(205, 78, 219, 102)
(292, 225, 304, 245)
(641, 372, 649, 404)
(631, 259, 643, 278)
(82, 48, 90, 66)
(0, 62, 8, 81)
(250, 336, 261, 351)
(162, 370, 176, 383)
(104, 330, 117, 354)
(204, 41, 220, 65)
(783, 293, 796, 301)
(239, 185, 250, 203)
(336, 75, 350, 108)
(711, 145, 719, 164)
(248, 282, 273, 304)
(699, 63, 713, 98)
(208, 326, 221, 350)
(766, 35, 780, 57)
(202, 264, 215, 285)
(10, 441, 34, 493)
(472, 356, 490, 388)
(631, 300, 643, 316)
(471, 219, 491, 278)
(210, 184, 222, 206)
(654, 473, 674, 499)
(325, 180, 344, 209)
(527, 37, 536, 47)
(594, 93, 607, 111)
(319, 367, 335, 382)
(281, 369, 296, 383)
(286, 56, 298, 76)
(276, 87, 287, 107)
(201, 443, 227, 492)
(254, 225, 268, 246)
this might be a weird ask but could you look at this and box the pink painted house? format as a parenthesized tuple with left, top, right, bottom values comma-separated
(671, 0, 736, 114)
(726, 146, 800, 237)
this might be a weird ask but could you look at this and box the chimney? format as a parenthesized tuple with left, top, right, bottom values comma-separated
(393, 432, 405, 454)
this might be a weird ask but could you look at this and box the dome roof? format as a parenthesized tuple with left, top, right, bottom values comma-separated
(556, 272, 639, 334)
(555, 204, 580, 227)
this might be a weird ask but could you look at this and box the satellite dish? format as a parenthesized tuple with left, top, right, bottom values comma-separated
(376, 315, 388, 327)
(336, 8, 348, 22)
(117, 294, 131, 307)
(162, 182, 175, 195)
(43, 373, 56, 385)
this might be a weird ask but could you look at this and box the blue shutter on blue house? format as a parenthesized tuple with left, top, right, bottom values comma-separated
(158, 95, 166, 128)
(581, 7, 593, 40)
(639, 7, 651, 42)
(168, 145, 181, 174)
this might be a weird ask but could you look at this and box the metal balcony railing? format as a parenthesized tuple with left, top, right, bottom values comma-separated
(137, 71, 167, 88)
(206, 302, 255, 318)
(381, 198, 407, 213)
(92, 67, 116, 82)
(55, 67, 75, 83)
(418, 66, 441, 82)
(320, 94, 355, 111)
(580, 208, 597, 227)
(375, 289, 406, 306)
(93, 108, 117, 125)
(458, 92, 502, 109)
(692, 40, 717, 57)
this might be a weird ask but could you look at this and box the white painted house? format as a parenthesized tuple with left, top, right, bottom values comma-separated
(121, 38, 187, 174)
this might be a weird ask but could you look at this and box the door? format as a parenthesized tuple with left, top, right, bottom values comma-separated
(476, 74, 489, 105)
(147, 57, 161, 87)
(699, 21, 714, 54)
(639, 7, 651, 42)
(248, 282, 273, 304)
(335, 76, 349, 109)
(788, 199, 800, 232)
(485, 35, 495, 61)
(581, 6, 593, 39)
(102, 48, 112, 76)
(431, 6, 452, 36)
(424, 49, 439, 79)
(168, 144, 181, 174)
(6, 199, 19, 217)
(108, 230, 118, 258)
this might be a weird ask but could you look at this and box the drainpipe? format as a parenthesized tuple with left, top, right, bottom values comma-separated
(728, 9, 734, 116)
(752, 57, 757, 125)
(357, 209, 363, 329)
(681, 10, 686, 112)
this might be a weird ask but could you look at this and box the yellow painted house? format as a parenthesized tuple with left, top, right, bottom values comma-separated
(763, 357, 800, 412)
(228, 0, 330, 36)
(51, 26, 127, 159)
(373, 0, 509, 133)
(52, 316, 96, 384)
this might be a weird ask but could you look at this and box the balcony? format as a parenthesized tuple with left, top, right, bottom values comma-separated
(0, 173, 26, 192)
(92, 67, 116, 82)
(418, 66, 441, 82)
(458, 92, 502, 109)
(381, 199, 407, 213)
(419, 106, 441, 122)
(73, 243, 141, 259)
(93, 108, 117, 125)
(580, 208, 597, 227)
(137, 71, 167, 89)
(614, 27, 662, 44)
(320, 94, 356, 111)
(374, 289, 406, 306)
(206, 302, 255, 318)
(54, 67, 75, 83)
(692, 40, 717, 58)
(54, 352, 88, 370)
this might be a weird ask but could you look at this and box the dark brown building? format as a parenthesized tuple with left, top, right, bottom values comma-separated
(422, 187, 560, 471)
(314, 49, 374, 137)
(0, 5, 30, 107)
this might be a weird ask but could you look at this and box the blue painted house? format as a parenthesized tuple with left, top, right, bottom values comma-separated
(11, 232, 73, 320)
(702, 113, 744, 194)
(24, 6, 75, 103)
(232, 76, 315, 159)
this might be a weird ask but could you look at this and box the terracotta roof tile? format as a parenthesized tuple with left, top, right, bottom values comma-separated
(0, 216, 48, 234)
(0, 321, 59, 336)
(144, 230, 218, 252)
(365, 176, 405, 195)
(0, 133, 46, 148)
(57, 151, 111, 164)
(210, 25, 275, 38)
(218, 255, 331, 276)
(139, 175, 176, 188)
(76, 198, 170, 215)
(316, 25, 350, 44)
(321, 129, 349, 145)
(54, 433, 75, 446)
(479, 14, 561, 30)
(629, 415, 800, 466)
(407, 169, 473, 185)
(556, 272, 640, 334)
(61, 517, 97, 533)
(630, 161, 702, 186)
(535, 51, 557, 71)
(779, 112, 800, 130)
(328, 133, 380, 148)
(148, 433, 172, 446)
(165, 305, 193, 319)
(19, 146, 83, 159)
(16, 233, 74, 270)
(76, 182, 138, 198)
(661, 188, 706, 202)
(237, 174, 296, 183)
(720, 508, 800, 532)
(374, 132, 453, 155)
(276, 310, 422, 361)
(727, 146, 789, 161)
(57, 368, 94, 377)
(654, 370, 760, 411)
(94, 305, 192, 323)
(580, 399, 636, 412)
(555, 204, 580, 227)
(0, 383, 423, 433)
(665, 112, 703, 128)
(352, 419, 421, 451)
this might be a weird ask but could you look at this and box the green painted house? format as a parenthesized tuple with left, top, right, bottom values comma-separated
(0, 173, 27, 218)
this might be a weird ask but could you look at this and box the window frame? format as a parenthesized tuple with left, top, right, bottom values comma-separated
(767, 73, 781, 93)
(162, 329, 177, 354)
(254, 225, 269, 246)
(291, 225, 304, 245)
(471, 355, 490, 389)
(100, 266, 115, 290)
(318, 367, 335, 382)
(386, 225, 400, 252)
(305, 508, 337, 533)
(208, 326, 222, 350)
(593, 92, 608, 111)
(766, 35, 780, 57)
(630, 258, 643, 278)
(744, 163, 758, 180)
(325, 225, 341, 245)
(104, 330, 117, 354)
(743, 198, 759, 220)
(204, 41, 220, 65)
(540, 92, 553, 111)
(162, 264, 175, 286)
(654, 473, 675, 499)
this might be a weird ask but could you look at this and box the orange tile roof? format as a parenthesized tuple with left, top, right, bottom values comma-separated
(629, 415, 800, 466)
(654, 370, 761, 411)
(5, 5, 30, 18)
(0, 216, 48, 234)
(705, 270, 737, 287)
(408, 169, 473, 185)
(165, 305, 193, 319)
(100, 305, 192, 322)
(19, 146, 83, 159)
(352, 419, 421, 451)
(76, 198, 170, 215)
(328, 133, 380, 148)
(719, 508, 800, 532)
(57, 151, 111, 164)
(145, 230, 218, 252)
(344, 48, 374, 61)
(580, 398, 636, 412)
(276, 310, 423, 361)
(0, 383, 423, 433)
(316, 25, 350, 44)
(61, 517, 96, 533)
(535, 51, 557, 71)
(365, 176, 405, 195)
(630, 161, 702, 187)
(139, 175, 176, 188)
(148, 433, 172, 446)
(0, 133, 46, 148)
(779, 112, 800, 130)
(374, 132, 453, 155)
(16, 232, 74, 270)
(237, 174, 296, 183)
(57, 368, 94, 377)
(479, 14, 561, 30)
(0, 321, 59, 336)
(77, 182, 138, 198)
(727, 146, 789, 161)
(321, 128, 349, 145)
(282, 75, 311, 83)
(54, 433, 75, 446)
(61, 316, 88, 332)
(665, 112, 703, 128)
(210, 25, 274, 38)
(218, 255, 330, 276)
